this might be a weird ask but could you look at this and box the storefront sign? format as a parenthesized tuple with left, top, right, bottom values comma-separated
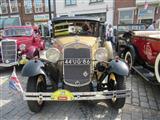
(34, 14, 50, 22)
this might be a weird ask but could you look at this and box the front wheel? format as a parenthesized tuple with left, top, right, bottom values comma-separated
(107, 73, 126, 109)
(124, 50, 134, 70)
(26, 75, 46, 113)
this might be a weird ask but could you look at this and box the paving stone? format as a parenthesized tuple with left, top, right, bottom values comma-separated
(132, 92, 139, 98)
(140, 102, 150, 108)
(126, 97, 132, 104)
(139, 92, 147, 97)
(140, 96, 148, 102)
(121, 113, 131, 120)
(132, 111, 142, 120)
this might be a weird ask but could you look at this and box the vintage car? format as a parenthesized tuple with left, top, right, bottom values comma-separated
(120, 31, 160, 84)
(115, 24, 146, 53)
(0, 26, 45, 67)
(21, 17, 130, 113)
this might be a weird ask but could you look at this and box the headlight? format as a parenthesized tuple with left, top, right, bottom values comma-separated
(95, 48, 108, 62)
(19, 44, 26, 51)
(46, 48, 60, 63)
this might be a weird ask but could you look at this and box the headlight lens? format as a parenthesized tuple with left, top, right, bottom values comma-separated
(95, 48, 108, 62)
(46, 48, 60, 63)
(19, 44, 26, 51)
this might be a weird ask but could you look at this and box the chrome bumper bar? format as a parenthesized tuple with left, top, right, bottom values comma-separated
(23, 89, 131, 101)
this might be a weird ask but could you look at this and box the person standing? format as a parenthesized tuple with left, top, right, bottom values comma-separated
(147, 21, 156, 31)
(108, 24, 114, 45)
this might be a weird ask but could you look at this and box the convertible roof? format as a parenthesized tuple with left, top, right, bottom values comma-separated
(52, 16, 100, 22)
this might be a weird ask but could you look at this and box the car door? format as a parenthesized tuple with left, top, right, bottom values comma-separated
(144, 37, 160, 65)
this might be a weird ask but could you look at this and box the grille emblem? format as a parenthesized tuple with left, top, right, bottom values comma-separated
(75, 81, 80, 85)
(83, 71, 88, 77)
(74, 44, 80, 49)
(5, 60, 9, 63)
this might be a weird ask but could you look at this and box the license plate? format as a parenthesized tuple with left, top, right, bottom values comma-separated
(64, 58, 91, 65)
(51, 89, 74, 101)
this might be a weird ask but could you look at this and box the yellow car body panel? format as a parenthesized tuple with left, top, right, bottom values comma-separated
(56, 36, 99, 59)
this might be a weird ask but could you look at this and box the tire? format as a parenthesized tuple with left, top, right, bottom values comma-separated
(124, 50, 134, 70)
(107, 74, 126, 109)
(155, 53, 160, 83)
(27, 75, 46, 113)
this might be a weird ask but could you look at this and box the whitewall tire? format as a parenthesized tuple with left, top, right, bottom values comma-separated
(124, 51, 133, 70)
(155, 53, 160, 83)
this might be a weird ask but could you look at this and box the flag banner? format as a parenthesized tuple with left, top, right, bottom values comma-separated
(9, 67, 24, 93)
(144, 2, 148, 10)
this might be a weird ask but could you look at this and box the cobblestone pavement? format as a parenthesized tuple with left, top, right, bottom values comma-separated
(0, 67, 160, 120)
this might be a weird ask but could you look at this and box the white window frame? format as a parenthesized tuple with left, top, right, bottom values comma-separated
(9, 0, 19, 13)
(0, 0, 8, 14)
(90, 0, 103, 3)
(65, 0, 77, 6)
(118, 8, 134, 24)
(24, 0, 32, 14)
(34, 0, 43, 13)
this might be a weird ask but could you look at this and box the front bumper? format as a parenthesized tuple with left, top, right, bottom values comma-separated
(23, 89, 131, 101)
(0, 58, 29, 67)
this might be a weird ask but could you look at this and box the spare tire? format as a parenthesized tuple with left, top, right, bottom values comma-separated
(155, 53, 160, 83)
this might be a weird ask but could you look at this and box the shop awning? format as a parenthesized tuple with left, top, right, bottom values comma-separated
(3, 17, 21, 28)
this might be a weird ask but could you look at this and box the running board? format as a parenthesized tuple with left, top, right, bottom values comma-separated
(132, 66, 159, 85)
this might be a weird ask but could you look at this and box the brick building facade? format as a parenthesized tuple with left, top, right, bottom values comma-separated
(0, 0, 54, 29)
(114, 0, 160, 29)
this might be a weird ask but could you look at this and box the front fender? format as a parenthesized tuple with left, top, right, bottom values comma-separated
(26, 46, 38, 58)
(108, 59, 129, 76)
(21, 60, 45, 77)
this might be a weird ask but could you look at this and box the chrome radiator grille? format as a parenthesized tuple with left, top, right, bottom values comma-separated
(63, 45, 91, 87)
(1, 40, 17, 63)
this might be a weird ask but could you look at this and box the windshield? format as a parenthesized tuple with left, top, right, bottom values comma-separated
(53, 20, 99, 37)
(4, 28, 32, 37)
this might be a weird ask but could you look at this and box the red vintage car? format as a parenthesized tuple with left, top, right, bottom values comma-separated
(0, 26, 45, 67)
(121, 31, 160, 84)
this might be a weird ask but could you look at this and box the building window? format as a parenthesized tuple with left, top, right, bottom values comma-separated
(24, 0, 32, 14)
(45, 0, 54, 12)
(65, 0, 76, 6)
(119, 10, 133, 24)
(34, 0, 43, 13)
(45, 0, 49, 12)
(90, 0, 103, 3)
(9, 0, 18, 13)
(0, 0, 8, 14)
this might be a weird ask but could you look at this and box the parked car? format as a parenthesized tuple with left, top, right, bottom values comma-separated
(0, 26, 45, 67)
(120, 31, 160, 84)
(21, 16, 130, 113)
(115, 24, 146, 53)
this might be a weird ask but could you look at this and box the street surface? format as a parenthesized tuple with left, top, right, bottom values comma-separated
(0, 66, 160, 120)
